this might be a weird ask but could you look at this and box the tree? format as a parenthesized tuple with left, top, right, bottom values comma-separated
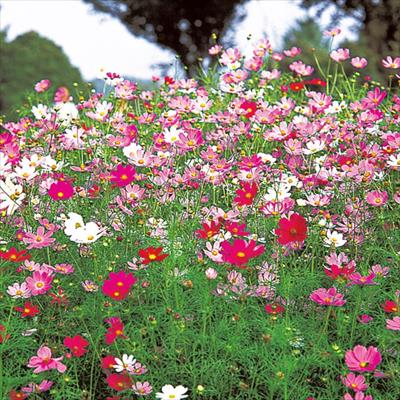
(301, 0, 400, 61)
(83, 0, 248, 76)
(0, 31, 84, 118)
(282, 18, 330, 70)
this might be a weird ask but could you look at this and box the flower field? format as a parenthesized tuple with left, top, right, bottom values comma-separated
(0, 35, 399, 400)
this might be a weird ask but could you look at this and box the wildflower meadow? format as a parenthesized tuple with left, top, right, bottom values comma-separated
(0, 33, 399, 400)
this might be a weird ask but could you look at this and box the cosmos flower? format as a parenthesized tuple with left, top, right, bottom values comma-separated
(63, 335, 89, 357)
(345, 345, 382, 373)
(27, 345, 66, 374)
(220, 239, 264, 267)
(156, 385, 188, 400)
(275, 213, 307, 245)
(310, 287, 346, 306)
(138, 246, 169, 265)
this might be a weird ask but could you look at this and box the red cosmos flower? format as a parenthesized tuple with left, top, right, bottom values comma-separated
(240, 100, 257, 118)
(101, 355, 117, 370)
(63, 335, 89, 357)
(138, 246, 169, 265)
(234, 182, 258, 206)
(14, 302, 40, 318)
(0, 247, 31, 262)
(289, 82, 304, 91)
(382, 300, 398, 313)
(265, 303, 285, 315)
(9, 390, 27, 400)
(106, 373, 132, 392)
(48, 181, 74, 200)
(195, 220, 221, 239)
(324, 264, 355, 281)
(220, 239, 265, 267)
(0, 324, 10, 344)
(275, 213, 308, 245)
(110, 164, 136, 187)
(102, 271, 138, 301)
(303, 78, 327, 87)
(49, 287, 69, 307)
(105, 317, 127, 345)
(88, 184, 101, 198)
(225, 221, 250, 237)
(164, 76, 175, 85)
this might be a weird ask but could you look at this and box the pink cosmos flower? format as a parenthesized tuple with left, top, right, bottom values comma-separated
(34, 79, 51, 93)
(27, 345, 66, 373)
(330, 48, 350, 62)
(22, 380, 53, 394)
(324, 28, 341, 37)
(345, 345, 382, 372)
(25, 271, 53, 296)
(386, 316, 400, 331)
(23, 227, 56, 249)
(344, 393, 373, 400)
(382, 56, 400, 69)
(351, 57, 368, 69)
(348, 273, 376, 286)
(343, 373, 368, 392)
(132, 381, 153, 395)
(310, 287, 346, 306)
(358, 315, 373, 324)
(7, 282, 31, 298)
(365, 190, 388, 206)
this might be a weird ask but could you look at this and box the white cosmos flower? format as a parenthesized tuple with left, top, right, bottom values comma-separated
(0, 177, 26, 215)
(303, 140, 325, 155)
(64, 213, 85, 236)
(69, 222, 103, 244)
(323, 230, 347, 247)
(31, 104, 51, 120)
(156, 385, 188, 400)
(113, 354, 136, 373)
(387, 154, 400, 168)
(0, 153, 12, 175)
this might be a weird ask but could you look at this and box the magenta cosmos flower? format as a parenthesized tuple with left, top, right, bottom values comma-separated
(27, 345, 66, 373)
(345, 345, 382, 373)
(310, 287, 346, 306)
(48, 181, 74, 200)
(365, 190, 388, 207)
(25, 271, 53, 296)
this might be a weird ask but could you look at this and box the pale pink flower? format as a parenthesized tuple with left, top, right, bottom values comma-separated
(209, 45, 222, 55)
(132, 381, 153, 395)
(386, 316, 400, 331)
(324, 28, 341, 37)
(7, 282, 31, 298)
(27, 345, 67, 373)
(351, 57, 368, 69)
(382, 56, 400, 69)
(330, 48, 350, 62)
(205, 268, 218, 280)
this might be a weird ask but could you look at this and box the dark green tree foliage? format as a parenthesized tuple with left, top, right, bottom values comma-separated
(83, 0, 248, 75)
(0, 31, 83, 116)
(301, 0, 400, 70)
(282, 18, 330, 71)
